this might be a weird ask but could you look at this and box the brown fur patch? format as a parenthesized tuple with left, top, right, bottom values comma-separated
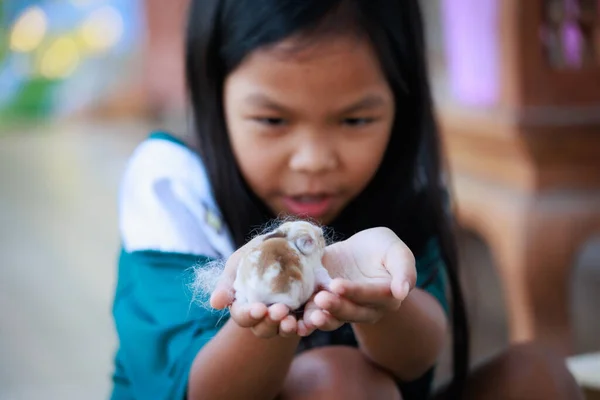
(257, 238, 302, 293)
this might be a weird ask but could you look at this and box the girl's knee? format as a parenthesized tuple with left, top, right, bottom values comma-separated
(466, 342, 583, 400)
(500, 342, 576, 380)
(280, 346, 402, 400)
(507, 342, 583, 397)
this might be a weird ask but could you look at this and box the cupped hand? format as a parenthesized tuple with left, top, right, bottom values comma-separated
(228, 301, 299, 339)
(299, 227, 417, 334)
(209, 233, 300, 338)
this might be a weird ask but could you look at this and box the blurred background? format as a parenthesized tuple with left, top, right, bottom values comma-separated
(0, 0, 599, 399)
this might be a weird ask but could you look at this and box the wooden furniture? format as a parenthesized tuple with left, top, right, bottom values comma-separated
(434, 0, 600, 356)
(141, 0, 189, 117)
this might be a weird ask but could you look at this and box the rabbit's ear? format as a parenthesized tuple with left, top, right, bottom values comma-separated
(263, 229, 286, 241)
(294, 233, 315, 255)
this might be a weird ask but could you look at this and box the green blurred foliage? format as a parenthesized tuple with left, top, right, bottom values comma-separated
(0, 77, 57, 122)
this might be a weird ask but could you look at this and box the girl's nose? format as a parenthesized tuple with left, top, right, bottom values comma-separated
(289, 137, 338, 174)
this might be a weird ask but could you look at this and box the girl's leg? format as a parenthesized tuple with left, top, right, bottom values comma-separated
(434, 342, 584, 400)
(279, 346, 402, 400)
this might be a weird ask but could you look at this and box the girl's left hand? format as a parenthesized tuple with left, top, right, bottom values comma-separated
(298, 227, 417, 336)
(210, 234, 298, 338)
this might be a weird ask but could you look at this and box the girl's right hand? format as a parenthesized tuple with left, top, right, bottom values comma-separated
(210, 236, 300, 339)
(228, 301, 298, 339)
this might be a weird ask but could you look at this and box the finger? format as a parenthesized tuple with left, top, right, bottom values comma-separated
(298, 311, 334, 335)
(383, 241, 416, 300)
(229, 302, 268, 327)
(278, 315, 298, 338)
(268, 303, 291, 321)
(297, 302, 334, 335)
(210, 257, 241, 309)
(391, 278, 411, 303)
(297, 319, 313, 337)
(329, 279, 399, 309)
(297, 301, 317, 336)
(302, 297, 343, 332)
(308, 309, 343, 331)
(313, 291, 382, 324)
(250, 304, 290, 339)
(210, 287, 235, 310)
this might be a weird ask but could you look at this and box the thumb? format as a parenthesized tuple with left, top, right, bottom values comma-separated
(391, 276, 411, 301)
(210, 278, 235, 309)
(209, 250, 242, 309)
(209, 234, 265, 309)
(384, 241, 416, 301)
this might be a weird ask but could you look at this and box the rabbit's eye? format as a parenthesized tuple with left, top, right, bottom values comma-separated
(295, 235, 316, 255)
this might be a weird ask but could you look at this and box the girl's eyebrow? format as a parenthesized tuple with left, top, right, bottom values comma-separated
(339, 95, 387, 114)
(244, 94, 289, 112)
(243, 93, 387, 114)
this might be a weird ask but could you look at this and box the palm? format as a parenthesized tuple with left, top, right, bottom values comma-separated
(322, 227, 412, 286)
(296, 227, 416, 335)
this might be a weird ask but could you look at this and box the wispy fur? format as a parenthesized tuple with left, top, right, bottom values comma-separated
(189, 217, 338, 311)
(250, 214, 338, 245)
(189, 258, 227, 310)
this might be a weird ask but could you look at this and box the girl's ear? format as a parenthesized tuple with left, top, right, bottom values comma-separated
(294, 234, 316, 255)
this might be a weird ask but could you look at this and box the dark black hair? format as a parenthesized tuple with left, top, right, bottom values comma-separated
(185, 0, 469, 397)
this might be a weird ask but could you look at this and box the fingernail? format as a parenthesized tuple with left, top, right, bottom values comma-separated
(250, 307, 263, 319)
(311, 313, 323, 327)
(403, 281, 410, 296)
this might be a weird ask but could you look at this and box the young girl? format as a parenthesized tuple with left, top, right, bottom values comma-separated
(111, 1, 583, 399)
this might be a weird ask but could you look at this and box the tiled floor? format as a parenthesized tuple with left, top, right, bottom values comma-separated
(1, 119, 598, 399)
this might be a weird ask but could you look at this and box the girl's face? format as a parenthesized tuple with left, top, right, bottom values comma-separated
(224, 35, 394, 224)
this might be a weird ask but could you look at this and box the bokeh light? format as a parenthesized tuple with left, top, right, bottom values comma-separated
(0, 0, 143, 120)
(39, 37, 80, 79)
(9, 6, 48, 53)
(78, 5, 124, 53)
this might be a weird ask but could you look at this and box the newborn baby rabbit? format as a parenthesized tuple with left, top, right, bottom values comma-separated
(233, 221, 333, 311)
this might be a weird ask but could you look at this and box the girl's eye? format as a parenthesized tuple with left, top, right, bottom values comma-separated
(254, 117, 287, 126)
(342, 117, 376, 127)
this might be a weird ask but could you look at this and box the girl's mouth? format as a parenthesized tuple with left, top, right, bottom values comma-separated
(282, 195, 334, 219)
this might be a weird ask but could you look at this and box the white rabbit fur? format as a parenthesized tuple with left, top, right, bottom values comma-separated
(233, 220, 332, 310)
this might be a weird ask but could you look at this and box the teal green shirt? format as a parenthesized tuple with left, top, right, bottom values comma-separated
(110, 132, 449, 399)
(110, 240, 448, 399)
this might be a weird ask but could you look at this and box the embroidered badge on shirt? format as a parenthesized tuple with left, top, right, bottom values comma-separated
(203, 201, 224, 234)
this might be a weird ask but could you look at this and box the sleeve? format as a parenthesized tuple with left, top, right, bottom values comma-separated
(111, 138, 232, 399)
(414, 238, 449, 315)
(118, 137, 234, 258)
(112, 250, 229, 400)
